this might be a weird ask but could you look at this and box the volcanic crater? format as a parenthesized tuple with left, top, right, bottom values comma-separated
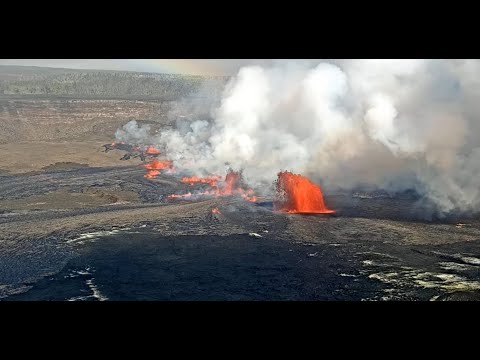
(1, 65, 480, 301)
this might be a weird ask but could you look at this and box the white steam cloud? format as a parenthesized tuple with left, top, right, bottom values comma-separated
(115, 120, 152, 145)
(116, 59, 480, 216)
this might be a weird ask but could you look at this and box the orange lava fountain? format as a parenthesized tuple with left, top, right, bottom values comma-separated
(218, 170, 257, 202)
(274, 171, 334, 214)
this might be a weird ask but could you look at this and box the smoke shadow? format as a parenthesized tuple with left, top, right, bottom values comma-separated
(254, 201, 274, 210)
(254, 196, 476, 224)
(254, 201, 338, 217)
(325, 195, 478, 224)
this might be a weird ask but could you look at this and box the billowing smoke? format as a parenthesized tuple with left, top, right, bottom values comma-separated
(116, 60, 480, 216)
(115, 120, 152, 145)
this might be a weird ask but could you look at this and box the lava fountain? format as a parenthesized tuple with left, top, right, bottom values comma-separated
(219, 170, 257, 202)
(274, 171, 334, 214)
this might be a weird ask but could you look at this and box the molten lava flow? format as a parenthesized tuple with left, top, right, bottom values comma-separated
(211, 207, 221, 214)
(168, 192, 192, 199)
(143, 159, 173, 179)
(274, 171, 334, 214)
(170, 170, 257, 202)
(181, 176, 222, 187)
(241, 190, 257, 203)
(144, 170, 160, 179)
(169, 170, 257, 202)
(144, 159, 173, 170)
(145, 145, 161, 155)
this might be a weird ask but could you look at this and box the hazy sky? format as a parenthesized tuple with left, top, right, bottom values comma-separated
(0, 59, 324, 76)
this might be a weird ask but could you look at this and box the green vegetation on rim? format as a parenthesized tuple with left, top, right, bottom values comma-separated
(0, 65, 229, 99)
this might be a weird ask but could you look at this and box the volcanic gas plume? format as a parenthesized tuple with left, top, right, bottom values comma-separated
(274, 171, 334, 214)
(112, 60, 480, 217)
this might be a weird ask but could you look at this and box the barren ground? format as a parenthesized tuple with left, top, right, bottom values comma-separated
(1, 162, 480, 301)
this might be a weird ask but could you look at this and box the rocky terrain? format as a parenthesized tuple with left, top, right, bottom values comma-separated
(1, 165, 480, 301)
(0, 97, 171, 143)
(0, 65, 226, 171)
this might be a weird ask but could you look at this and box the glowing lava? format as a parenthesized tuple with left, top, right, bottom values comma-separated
(145, 145, 161, 155)
(169, 192, 192, 199)
(144, 170, 161, 179)
(169, 170, 257, 202)
(215, 170, 256, 201)
(274, 171, 334, 214)
(181, 176, 222, 187)
(219, 171, 240, 195)
(143, 159, 173, 179)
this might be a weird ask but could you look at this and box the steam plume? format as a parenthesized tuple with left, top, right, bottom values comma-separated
(116, 60, 480, 216)
(115, 120, 152, 145)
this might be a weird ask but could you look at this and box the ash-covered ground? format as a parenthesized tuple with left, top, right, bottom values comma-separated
(1, 163, 480, 301)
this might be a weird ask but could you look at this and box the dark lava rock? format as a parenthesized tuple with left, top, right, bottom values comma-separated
(436, 291, 480, 301)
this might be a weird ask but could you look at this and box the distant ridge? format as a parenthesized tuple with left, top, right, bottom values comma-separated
(0, 65, 229, 98)
(0, 64, 230, 77)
